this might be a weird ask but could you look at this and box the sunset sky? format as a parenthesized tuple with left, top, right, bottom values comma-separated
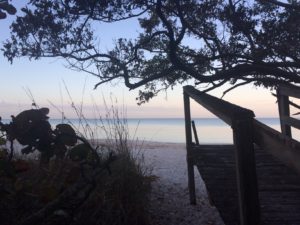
(0, 1, 281, 119)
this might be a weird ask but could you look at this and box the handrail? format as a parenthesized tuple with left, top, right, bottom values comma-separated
(183, 85, 255, 126)
(277, 84, 300, 99)
(253, 119, 300, 174)
(183, 85, 260, 225)
(184, 85, 300, 225)
(277, 85, 300, 138)
(184, 85, 300, 174)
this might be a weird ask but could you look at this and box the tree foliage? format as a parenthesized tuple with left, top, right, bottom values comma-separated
(3, 0, 300, 102)
(0, 0, 16, 19)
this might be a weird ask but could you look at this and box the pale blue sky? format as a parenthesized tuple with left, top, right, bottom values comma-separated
(0, 1, 281, 119)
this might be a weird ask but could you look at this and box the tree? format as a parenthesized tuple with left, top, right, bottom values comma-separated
(2, 0, 300, 103)
(0, 0, 16, 19)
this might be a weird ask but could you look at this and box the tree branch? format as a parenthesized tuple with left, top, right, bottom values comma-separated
(257, 0, 300, 11)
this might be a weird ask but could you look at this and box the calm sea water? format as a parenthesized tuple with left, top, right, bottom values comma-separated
(47, 118, 283, 144)
(3, 117, 295, 144)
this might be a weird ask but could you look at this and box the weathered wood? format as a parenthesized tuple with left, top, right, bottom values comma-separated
(195, 145, 300, 225)
(184, 93, 193, 147)
(253, 119, 300, 175)
(183, 85, 255, 126)
(191, 120, 199, 145)
(281, 116, 300, 130)
(277, 88, 292, 137)
(278, 85, 300, 99)
(232, 118, 260, 225)
(183, 85, 300, 225)
(195, 145, 239, 225)
(183, 92, 196, 205)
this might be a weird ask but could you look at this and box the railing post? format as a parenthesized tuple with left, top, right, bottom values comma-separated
(232, 117, 260, 225)
(191, 121, 200, 145)
(184, 91, 196, 205)
(277, 89, 292, 137)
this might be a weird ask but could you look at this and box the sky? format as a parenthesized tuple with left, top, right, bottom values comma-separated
(0, 1, 282, 119)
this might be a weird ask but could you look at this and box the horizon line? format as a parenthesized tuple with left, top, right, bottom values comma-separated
(1, 116, 281, 120)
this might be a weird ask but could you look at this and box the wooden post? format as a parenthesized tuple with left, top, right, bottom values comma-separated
(184, 92, 196, 205)
(192, 120, 200, 145)
(233, 118, 260, 225)
(277, 89, 292, 137)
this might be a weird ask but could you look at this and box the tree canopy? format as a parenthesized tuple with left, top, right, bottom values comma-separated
(0, 0, 16, 19)
(2, 0, 300, 103)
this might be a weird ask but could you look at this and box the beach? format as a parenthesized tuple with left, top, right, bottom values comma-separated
(141, 141, 224, 225)
(9, 139, 225, 224)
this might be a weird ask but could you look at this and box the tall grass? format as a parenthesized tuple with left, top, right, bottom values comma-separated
(49, 87, 147, 174)
(57, 94, 152, 225)
(0, 88, 152, 225)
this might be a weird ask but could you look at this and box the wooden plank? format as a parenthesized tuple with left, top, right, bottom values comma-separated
(255, 148, 300, 225)
(253, 119, 300, 174)
(195, 145, 239, 225)
(184, 93, 193, 147)
(183, 86, 255, 126)
(195, 145, 300, 225)
(183, 92, 196, 205)
(277, 88, 292, 137)
(232, 118, 260, 225)
(189, 145, 235, 165)
(278, 85, 300, 99)
(281, 116, 300, 130)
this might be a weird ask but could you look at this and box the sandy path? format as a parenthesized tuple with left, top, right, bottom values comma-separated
(141, 142, 225, 225)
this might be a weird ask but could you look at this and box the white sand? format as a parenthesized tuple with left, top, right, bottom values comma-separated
(141, 142, 225, 225)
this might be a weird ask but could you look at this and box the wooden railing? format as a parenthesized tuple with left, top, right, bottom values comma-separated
(184, 85, 300, 225)
(183, 85, 260, 225)
(253, 119, 300, 174)
(277, 85, 300, 137)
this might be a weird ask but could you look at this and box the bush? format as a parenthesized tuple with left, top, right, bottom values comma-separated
(0, 105, 151, 225)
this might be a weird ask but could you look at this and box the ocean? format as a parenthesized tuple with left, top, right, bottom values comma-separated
(2, 117, 299, 144)
(47, 117, 283, 144)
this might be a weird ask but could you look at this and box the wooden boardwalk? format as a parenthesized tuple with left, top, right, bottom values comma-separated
(194, 144, 300, 225)
(183, 85, 300, 225)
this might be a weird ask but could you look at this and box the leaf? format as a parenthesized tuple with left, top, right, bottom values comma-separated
(69, 144, 90, 161)
(53, 143, 67, 158)
(39, 107, 50, 115)
(13, 109, 51, 145)
(55, 124, 77, 146)
(0, 137, 6, 145)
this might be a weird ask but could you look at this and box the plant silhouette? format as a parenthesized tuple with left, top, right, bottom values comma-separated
(0, 108, 93, 165)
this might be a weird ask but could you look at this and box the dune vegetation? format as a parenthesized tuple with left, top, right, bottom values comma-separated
(0, 104, 152, 225)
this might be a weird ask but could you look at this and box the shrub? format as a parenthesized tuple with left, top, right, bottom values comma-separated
(0, 105, 151, 225)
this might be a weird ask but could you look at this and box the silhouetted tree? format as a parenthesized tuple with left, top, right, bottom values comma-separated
(0, 0, 16, 19)
(3, 0, 300, 103)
